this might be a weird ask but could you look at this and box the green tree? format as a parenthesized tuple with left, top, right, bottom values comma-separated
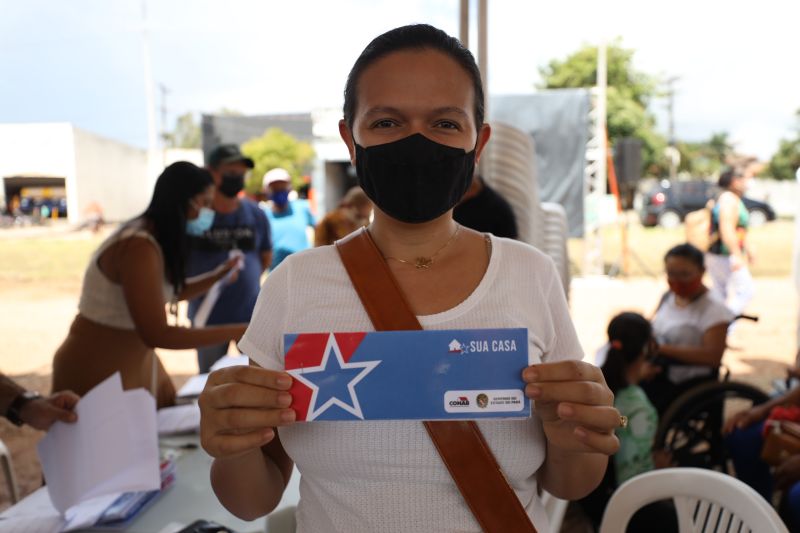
(707, 131, 733, 165)
(165, 112, 201, 149)
(675, 132, 731, 177)
(539, 39, 667, 175)
(767, 110, 800, 180)
(241, 128, 315, 194)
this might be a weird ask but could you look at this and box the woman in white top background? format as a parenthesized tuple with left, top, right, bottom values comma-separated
(643, 243, 734, 414)
(52, 162, 247, 407)
(200, 24, 621, 532)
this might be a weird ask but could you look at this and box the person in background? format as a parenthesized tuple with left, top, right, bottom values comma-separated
(314, 186, 372, 246)
(579, 313, 674, 532)
(1, 374, 78, 430)
(725, 383, 800, 531)
(706, 166, 755, 317)
(52, 162, 248, 407)
(186, 145, 272, 374)
(453, 172, 518, 239)
(642, 243, 733, 414)
(262, 168, 316, 269)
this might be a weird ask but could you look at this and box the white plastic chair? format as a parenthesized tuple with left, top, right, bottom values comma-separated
(0, 437, 20, 504)
(599, 467, 788, 533)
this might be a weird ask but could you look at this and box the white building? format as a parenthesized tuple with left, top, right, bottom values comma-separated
(0, 123, 204, 224)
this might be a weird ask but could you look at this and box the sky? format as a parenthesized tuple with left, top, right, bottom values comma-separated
(1, 0, 798, 160)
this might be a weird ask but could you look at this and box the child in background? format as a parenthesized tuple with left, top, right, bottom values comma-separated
(603, 312, 660, 483)
(579, 312, 674, 532)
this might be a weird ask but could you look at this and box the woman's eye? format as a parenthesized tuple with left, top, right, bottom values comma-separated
(372, 119, 397, 128)
(435, 120, 460, 130)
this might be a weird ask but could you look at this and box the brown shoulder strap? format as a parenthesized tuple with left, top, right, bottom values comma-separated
(335, 228, 537, 533)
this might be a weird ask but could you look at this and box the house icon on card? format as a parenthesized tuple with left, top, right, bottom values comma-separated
(448, 340, 463, 353)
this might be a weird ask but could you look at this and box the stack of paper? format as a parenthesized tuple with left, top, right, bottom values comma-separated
(157, 403, 201, 435)
(94, 458, 176, 528)
(37, 372, 161, 527)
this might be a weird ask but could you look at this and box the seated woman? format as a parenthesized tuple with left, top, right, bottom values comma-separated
(52, 162, 248, 408)
(579, 313, 675, 532)
(642, 243, 734, 414)
(199, 24, 622, 532)
(725, 385, 800, 531)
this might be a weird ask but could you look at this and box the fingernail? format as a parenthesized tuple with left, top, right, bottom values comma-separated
(277, 376, 292, 388)
(559, 404, 574, 417)
(574, 427, 588, 439)
(281, 409, 296, 423)
(278, 393, 292, 407)
(524, 368, 539, 381)
(263, 428, 275, 441)
(527, 385, 541, 398)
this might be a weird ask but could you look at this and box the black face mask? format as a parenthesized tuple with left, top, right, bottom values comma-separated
(355, 133, 476, 224)
(219, 174, 245, 198)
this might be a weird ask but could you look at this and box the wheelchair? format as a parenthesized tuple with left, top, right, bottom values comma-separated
(649, 315, 770, 473)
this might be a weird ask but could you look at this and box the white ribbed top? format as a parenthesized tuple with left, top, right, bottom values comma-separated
(240, 236, 583, 533)
(78, 225, 173, 330)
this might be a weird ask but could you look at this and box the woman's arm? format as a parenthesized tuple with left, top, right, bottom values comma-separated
(202, 364, 295, 520)
(718, 192, 745, 265)
(658, 323, 727, 366)
(526, 361, 619, 500)
(210, 435, 293, 520)
(177, 257, 239, 302)
(118, 238, 246, 349)
(724, 385, 800, 434)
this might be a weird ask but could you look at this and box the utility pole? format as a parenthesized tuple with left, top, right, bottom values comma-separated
(141, 0, 159, 185)
(159, 84, 170, 166)
(459, 0, 469, 48)
(665, 76, 680, 179)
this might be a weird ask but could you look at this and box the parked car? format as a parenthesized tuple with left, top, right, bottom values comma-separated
(641, 180, 776, 228)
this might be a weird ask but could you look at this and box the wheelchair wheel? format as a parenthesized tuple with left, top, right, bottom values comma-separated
(653, 381, 769, 472)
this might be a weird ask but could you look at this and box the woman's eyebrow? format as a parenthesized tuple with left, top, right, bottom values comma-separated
(362, 106, 403, 117)
(431, 106, 469, 118)
(362, 106, 469, 118)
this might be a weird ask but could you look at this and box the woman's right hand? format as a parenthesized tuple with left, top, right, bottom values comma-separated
(723, 403, 769, 434)
(199, 366, 296, 459)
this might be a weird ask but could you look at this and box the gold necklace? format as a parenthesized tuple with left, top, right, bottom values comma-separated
(384, 225, 461, 270)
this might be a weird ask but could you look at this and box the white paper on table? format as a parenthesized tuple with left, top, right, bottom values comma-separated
(0, 487, 65, 532)
(0, 515, 64, 533)
(62, 493, 122, 532)
(157, 403, 201, 435)
(37, 373, 161, 514)
(191, 250, 244, 328)
(176, 374, 208, 398)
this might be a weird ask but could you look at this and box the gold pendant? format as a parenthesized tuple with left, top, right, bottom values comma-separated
(414, 257, 433, 269)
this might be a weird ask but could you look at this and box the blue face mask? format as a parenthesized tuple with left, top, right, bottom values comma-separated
(186, 207, 215, 236)
(271, 190, 290, 207)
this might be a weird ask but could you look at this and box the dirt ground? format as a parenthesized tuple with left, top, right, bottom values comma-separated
(0, 223, 797, 512)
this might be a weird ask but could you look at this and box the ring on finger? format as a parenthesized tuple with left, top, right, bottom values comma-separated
(619, 415, 628, 429)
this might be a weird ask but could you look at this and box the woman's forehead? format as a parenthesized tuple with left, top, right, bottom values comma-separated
(355, 49, 475, 117)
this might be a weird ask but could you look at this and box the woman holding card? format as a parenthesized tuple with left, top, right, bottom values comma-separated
(200, 25, 621, 531)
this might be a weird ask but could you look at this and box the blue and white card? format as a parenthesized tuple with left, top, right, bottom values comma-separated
(283, 328, 530, 421)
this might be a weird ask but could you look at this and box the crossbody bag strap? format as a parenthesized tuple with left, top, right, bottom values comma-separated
(335, 228, 537, 533)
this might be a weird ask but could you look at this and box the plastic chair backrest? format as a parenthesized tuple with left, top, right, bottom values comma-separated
(481, 122, 543, 250)
(0, 437, 19, 503)
(599, 467, 788, 533)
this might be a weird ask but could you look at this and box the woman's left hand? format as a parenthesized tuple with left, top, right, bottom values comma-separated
(523, 360, 620, 455)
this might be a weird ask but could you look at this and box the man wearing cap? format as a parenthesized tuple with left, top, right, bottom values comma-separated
(262, 168, 315, 270)
(186, 144, 272, 373)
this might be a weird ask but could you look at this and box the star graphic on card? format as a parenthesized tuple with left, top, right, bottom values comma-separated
(287, 333, 380, 421)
